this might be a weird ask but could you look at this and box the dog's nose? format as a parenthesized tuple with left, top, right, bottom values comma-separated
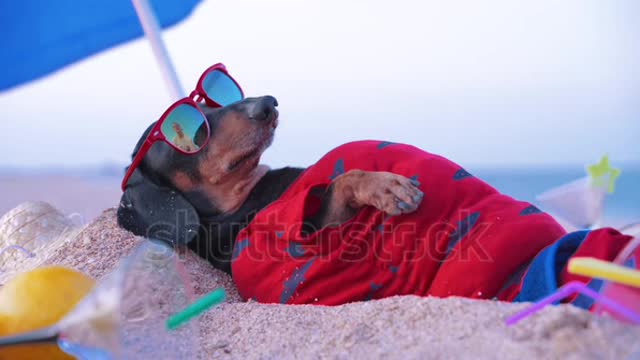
(249, 95, 278, 122)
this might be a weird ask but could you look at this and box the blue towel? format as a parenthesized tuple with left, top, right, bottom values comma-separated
(514, 230, 590, 304)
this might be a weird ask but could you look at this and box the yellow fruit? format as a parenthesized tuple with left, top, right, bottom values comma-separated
(0, 266, 95, 360)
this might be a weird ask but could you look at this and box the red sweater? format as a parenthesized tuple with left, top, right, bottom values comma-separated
(231, 141, 567, 305)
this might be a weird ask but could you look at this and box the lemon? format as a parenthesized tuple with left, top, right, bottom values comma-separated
(0, 266, 95, 360)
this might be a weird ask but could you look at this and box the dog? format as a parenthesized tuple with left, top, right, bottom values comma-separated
(118, 95, 635, 306)
(118, 95, 423, 274)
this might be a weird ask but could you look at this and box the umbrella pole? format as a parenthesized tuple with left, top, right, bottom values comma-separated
(131, 0, 185, 100)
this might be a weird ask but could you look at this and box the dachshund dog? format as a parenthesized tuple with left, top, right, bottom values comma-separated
(118, 95, 634, 306)
(118, 95, 423, 274)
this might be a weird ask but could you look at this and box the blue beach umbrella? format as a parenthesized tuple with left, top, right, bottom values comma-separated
(0, 0, 204, 355)
(0, 0, 201, 98)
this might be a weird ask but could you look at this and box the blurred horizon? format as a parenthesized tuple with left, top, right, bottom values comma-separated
(0, 0, 638, 170)
(1, 159, 639, 177)
(2, 163, 638, 226)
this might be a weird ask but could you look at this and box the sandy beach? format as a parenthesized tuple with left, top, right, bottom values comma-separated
(2, 0, 638, 357)
(1, 208, 639, 359)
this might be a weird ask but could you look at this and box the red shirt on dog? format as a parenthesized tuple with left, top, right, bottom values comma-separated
(231, 141, 633, 305)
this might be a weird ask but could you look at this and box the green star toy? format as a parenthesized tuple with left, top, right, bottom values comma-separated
(586, 155, 621, 193)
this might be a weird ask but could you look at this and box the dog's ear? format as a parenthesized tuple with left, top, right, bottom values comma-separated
(117, 168, 201, 246)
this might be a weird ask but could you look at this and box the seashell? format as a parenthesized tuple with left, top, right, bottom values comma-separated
(0, 201, 75, 266)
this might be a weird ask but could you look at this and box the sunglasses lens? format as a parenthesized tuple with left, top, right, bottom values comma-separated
(160, 104, 208, 153)
(201, 70, 243, 106)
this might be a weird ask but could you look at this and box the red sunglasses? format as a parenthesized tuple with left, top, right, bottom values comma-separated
(121, 63, 244, 191)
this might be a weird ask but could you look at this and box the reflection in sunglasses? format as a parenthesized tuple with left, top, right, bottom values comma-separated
(159, 104, 208, 154)
(170, 122, 199, 152)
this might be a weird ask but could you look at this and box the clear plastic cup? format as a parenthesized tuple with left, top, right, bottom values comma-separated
(0, 239, 199, 359)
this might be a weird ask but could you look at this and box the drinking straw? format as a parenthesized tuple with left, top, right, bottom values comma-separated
(505, 281, 640, 326)
(166, 288, 226, 330)
(569, 257, 640, 288)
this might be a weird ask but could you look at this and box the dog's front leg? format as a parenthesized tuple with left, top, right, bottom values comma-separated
(304, 170, 424, 232)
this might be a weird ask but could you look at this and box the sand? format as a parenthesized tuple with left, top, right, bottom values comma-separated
(1, 209, 639, 359)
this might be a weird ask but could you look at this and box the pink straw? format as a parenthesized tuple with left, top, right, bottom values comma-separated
(505, 281, 640, 326)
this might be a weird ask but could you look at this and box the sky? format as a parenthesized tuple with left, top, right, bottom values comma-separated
(0, 0, 639, 170)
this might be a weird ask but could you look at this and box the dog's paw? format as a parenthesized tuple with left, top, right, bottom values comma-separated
(355, 172, 424, 216)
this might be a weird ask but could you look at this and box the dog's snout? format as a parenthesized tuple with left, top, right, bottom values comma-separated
(249, 96, 278, 122)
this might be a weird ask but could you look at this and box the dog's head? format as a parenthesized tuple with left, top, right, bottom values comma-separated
(117, 95, 279, 246)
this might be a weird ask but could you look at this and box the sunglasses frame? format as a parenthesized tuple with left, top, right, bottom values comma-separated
(192, 63, 245, 107)
(121, 63, 243, 191)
